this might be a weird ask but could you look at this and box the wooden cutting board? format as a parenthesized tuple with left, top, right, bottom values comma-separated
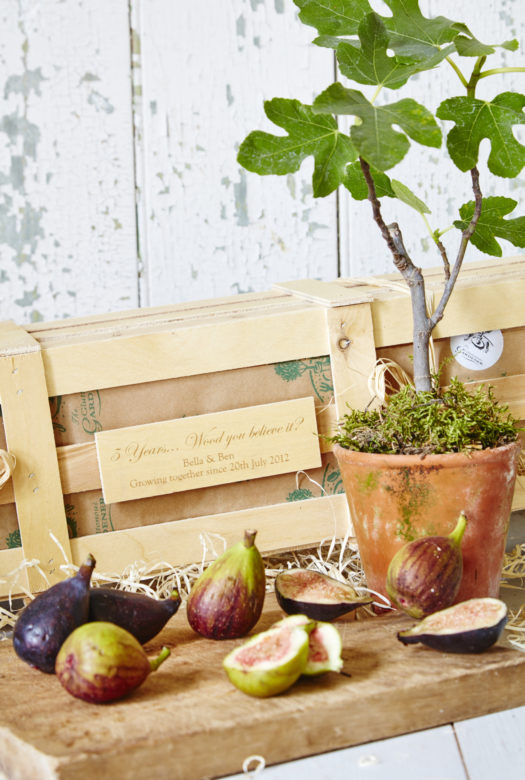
(2, 594, 525, 780)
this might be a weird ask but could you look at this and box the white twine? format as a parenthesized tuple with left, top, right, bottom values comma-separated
(0, 449, 16, 490)
(242, 755, 266, 776)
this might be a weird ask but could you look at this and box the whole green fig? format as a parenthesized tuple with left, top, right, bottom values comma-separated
(55, 621, 170, 703)
(187, 529, 265, 639)
(386, 512, 467, 618)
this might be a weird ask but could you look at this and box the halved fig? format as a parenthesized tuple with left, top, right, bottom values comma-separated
(273, 614, 344, 675)
(275, 569, 372, 621)
(223, 623, 310, 697)
(397, 597, 508, 654)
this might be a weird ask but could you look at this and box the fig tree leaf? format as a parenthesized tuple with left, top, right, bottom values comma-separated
(313, 83, 441, 170)
(454, 197, 525, 256)
(336, 13, 435, 89)
(237, 98, 357, 197)
(391, 179, 431, 214)
(293, 0, 373, 37)
(437, 92, 525, 177)
(453, 35, 519, 57)
(380, 0, 463, 63)
(343, 161, 395, 199)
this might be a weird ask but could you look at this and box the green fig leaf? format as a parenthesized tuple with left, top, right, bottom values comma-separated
(237, 98, 357, 197)
(313, 84, 441, 170)
(293, 0, 372, 37)
(452, 35, 519, 57)
(454, 196, 525, 256)
(343, 161, 396, 199)
(380, 0, 461, 63)
(437, 92, 525, 177)
(391, 179, 431, 214)
(336, 13, 435, 89)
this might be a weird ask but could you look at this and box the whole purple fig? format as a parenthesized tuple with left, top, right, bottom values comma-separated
(187, 529, 265, 639)
(13, 554, 96, 673)
(386, 512, 467, 618)
(89, 587, 181, 644)
(55, 621, 170, 703)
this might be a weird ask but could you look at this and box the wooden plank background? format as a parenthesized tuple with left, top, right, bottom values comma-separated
(0, 0, 524, 322)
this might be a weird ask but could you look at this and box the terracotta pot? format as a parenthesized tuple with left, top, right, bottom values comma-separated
(333, 441, 521, 604)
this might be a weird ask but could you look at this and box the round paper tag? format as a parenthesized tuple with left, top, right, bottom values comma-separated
(450, 330, 504, 370)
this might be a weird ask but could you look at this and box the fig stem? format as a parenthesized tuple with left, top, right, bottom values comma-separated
(149, 646, 170, 672)
(78, 553, 96, 582)
(170, 589, 180, 601)
(243, 529, 258, 549)
(449, 512, 467, 547)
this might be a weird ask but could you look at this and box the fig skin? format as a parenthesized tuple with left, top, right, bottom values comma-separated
(13, 553, 96, 674)
(223, 624, 310, 697)
(187, 529, 265, 640)
(275, 568, 372, 621)
(55, 621, 170, 703)
(397, 597, 508, 653)
(386, 512, 467, 619)
(89, 587, 181, 644)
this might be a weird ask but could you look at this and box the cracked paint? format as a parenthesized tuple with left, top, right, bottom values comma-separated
(233, 170, 249, 227)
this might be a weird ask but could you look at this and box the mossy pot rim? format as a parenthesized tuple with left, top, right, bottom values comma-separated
(332, 439, 521, 467)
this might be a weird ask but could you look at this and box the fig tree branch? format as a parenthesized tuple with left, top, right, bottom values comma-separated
(430, 167, 483, 329)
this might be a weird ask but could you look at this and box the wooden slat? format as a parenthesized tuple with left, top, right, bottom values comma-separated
(40, 308, 331, 396)
(0, 494, 351, 599)
(371, 269, 525, 348)
(273, 279, 373, 307)
(0, 323, 72, 592)
(513, 474, 525, 511)
(455, 706, 525, 779)
(325, 303, 378, 418)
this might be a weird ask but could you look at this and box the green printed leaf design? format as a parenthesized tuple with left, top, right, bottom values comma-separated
(286, 488, 315, 502)
(294, 0, 373, 37)
(313, 84, 441, 170)
(391, 179, 431, 214)
(337, 13, 432, 89)
(437, 92, 525, 177)
(6, 529, 21, 549)
(343, 161, 395, 199)
(274, 358, 333, 402)
(454, 197, 525, 256)
(237, 98, 357, 197)
(321, 462, 344, 494)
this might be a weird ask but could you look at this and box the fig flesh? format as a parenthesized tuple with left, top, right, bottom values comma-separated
(187, 529, 265, 639)
(55, 621, 170, 703)
(275, 568, 372, 621)
(13, 553, 96, 673)
(303, 622, 344, 675)
(223, 623, 310, 697)
(397, 597, 508, 653)
(273, 614, 344, 675)
(89, 587, 181, 644)
(386, 512, 467, 619)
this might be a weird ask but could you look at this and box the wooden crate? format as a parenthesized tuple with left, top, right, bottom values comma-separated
(1, 256, 524, 597)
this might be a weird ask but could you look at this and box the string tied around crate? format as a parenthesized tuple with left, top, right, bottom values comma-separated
(0, 449, 16, 491)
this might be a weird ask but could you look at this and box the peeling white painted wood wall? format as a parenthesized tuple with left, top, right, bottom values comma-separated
(0, 0, 524, 324)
